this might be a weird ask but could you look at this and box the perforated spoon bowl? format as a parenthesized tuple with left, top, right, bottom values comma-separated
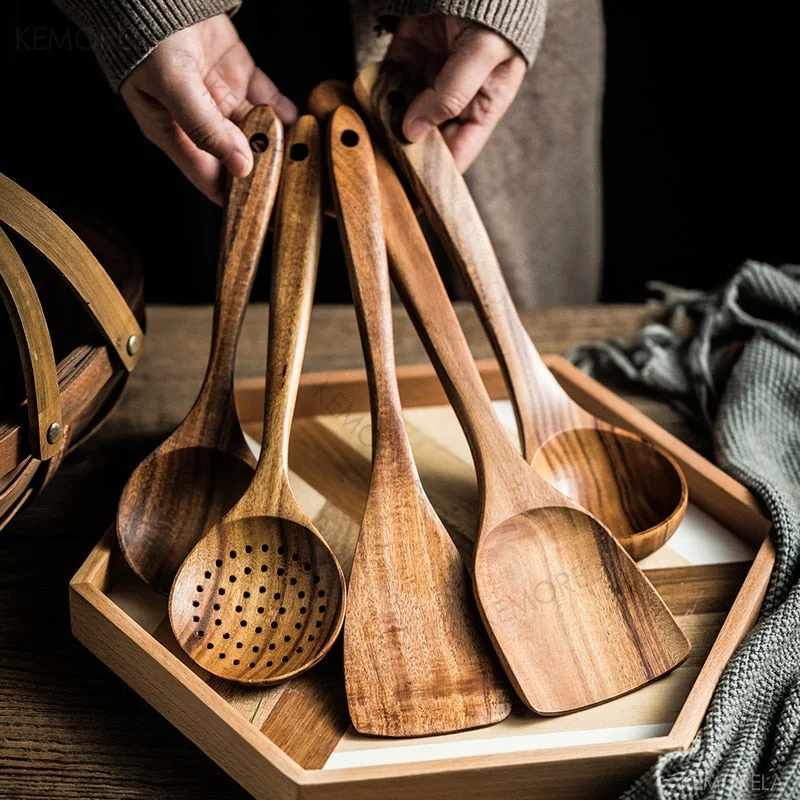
(355, 64, 688, 561)
(169, 116, 346, 684)
(117, 106, 282, 591)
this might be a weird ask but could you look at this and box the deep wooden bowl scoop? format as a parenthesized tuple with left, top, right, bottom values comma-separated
(327, 105, 512, 736)
(169, 116, 346, 684)
(117, 106, 283, 592)
(328, 102, 690, 715)
(355, 64, 689, 561)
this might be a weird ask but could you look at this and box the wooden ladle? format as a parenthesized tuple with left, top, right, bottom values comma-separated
(355, 64, 689, 561)
(328, 105, 512, 736)
(117, 106, 283, 592)
(169, 116, 346, 684)
(335, 104, 690, 714)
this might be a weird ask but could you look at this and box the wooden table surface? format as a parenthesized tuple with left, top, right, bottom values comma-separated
(0, 302, 702, 799)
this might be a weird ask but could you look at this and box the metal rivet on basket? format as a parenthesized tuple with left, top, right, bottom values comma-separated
(126, 334, 141, 356)
(46, 422, 61, 444)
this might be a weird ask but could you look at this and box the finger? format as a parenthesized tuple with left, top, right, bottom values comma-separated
(205, 65, 253, 124)
(164, 126, 227, 204)
(441, 119, 492, 172)
(385, 32, 417, 63)
(402, 39, 508, 141)
(441, 57, 526, 171)
(386, 40, 440, 88)
(385, 19, 437, 78)
(123, 88, 226, 203)
(247, 68, 299, 125)
(158, 69, 254, 177)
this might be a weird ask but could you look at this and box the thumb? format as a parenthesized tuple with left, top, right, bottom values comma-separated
(402, 41, 505, 142)
(159, 71, 254, 177)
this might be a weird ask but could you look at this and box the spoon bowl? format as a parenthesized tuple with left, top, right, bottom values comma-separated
(170, 516, 345, 683)
(530, 428, 687, 559)
(118, 448, 254, 589)
(116, 106, 283, 592)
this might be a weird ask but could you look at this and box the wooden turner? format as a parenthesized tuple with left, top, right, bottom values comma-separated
(334, 106, 691, 715)
(328, 106, 512, 735)
(355, 63, 689, 561)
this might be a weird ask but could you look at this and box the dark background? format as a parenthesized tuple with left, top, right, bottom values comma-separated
(2, 1, 799, 304)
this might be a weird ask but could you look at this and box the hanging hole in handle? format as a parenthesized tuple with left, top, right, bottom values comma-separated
(340, 130, 359, 148)
(250, 133, 269, 153)
(290, 143, 309, 161)
(387, 90, 406, 109)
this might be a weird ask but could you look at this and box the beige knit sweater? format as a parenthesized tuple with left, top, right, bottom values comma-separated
(55, 0, 546, 89)
(55, 0, 603, 308)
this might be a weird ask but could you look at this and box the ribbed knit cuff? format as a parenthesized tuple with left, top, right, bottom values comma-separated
(377, 0, 546, 65)
(55, 0, 241, 91)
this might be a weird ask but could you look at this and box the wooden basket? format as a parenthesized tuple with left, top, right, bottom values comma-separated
(0, 174, 145, 529)
(69, 357, 774, 800)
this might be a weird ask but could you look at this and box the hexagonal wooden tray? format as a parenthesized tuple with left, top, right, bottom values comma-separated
(70, 357, 775, 800)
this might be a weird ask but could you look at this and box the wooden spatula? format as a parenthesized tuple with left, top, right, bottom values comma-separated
(328, 105, 512, 735)
(335, 102, 690, 715)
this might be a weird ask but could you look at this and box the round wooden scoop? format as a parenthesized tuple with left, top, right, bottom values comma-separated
(169, 116, 346, 684)
(328, 105, 512, 737)
(117, 106, 283, 592)
(354, 64, 688, 561)
(333, 103, 691, 714)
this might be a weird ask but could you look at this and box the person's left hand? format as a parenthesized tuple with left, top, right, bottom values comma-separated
(385, 15, 526, 172)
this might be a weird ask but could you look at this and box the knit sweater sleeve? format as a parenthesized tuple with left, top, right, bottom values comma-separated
(54, 0, 241, 91)
(376, 0, 546, 65)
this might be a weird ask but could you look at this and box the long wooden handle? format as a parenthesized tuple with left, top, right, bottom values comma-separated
(0, 173, 143, 372)
(252, 116, 323, 494)
(354, 63, 589, 456)
(328, 106, 413, 469)
(0, 228, 62, 460)
(201, 106, 283, 407)
(375, 139, 524, 482)
(311, 86, 521, 481)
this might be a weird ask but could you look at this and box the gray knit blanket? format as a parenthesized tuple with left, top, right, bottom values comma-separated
(568, 262, 800, 800)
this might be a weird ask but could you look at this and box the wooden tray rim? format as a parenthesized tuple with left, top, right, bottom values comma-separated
(69, 356, 776, 797)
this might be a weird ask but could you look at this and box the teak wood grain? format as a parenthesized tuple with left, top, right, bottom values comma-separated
(0, 172, 143, 372)
(328, 105, 512, 736)
(354, 63, 689, 561)
(169, 115, 347, 686)
(116, 105, 283, 592)
(0, 227, 62, 460)
(334, 100, 693, 714)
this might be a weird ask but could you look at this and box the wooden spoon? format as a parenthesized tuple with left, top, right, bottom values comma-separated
(117, 106, 283, 592)
(169, 115, 346, 685)
(332, 105, 690, 715)
(328, 106, 512, 736)
(355, 63, 688, 561)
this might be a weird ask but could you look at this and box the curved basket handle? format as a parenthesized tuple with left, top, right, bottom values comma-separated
(0, 173, 144, 371)
(0, 227, 63, 460)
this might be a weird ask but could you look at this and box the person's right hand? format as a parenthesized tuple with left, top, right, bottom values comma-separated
(121, 14, 297, 204)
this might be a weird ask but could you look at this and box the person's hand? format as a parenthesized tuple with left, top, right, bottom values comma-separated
(386, 16, 526, 172)
(121, 14, 297, 203)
